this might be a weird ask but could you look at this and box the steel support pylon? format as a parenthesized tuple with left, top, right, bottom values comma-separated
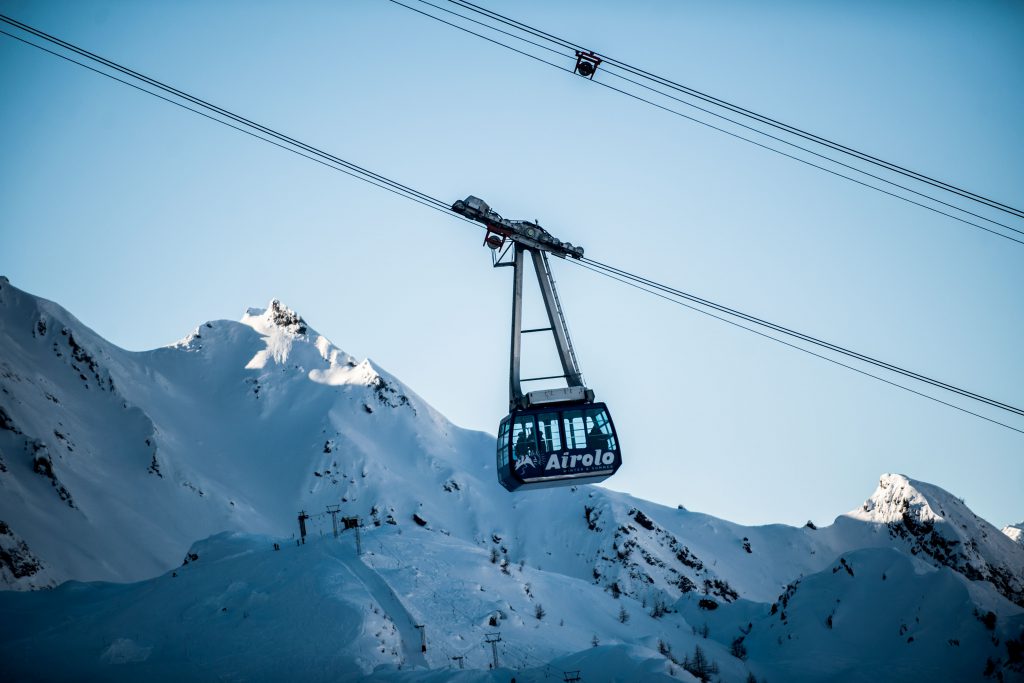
(508, 244, 586, 410)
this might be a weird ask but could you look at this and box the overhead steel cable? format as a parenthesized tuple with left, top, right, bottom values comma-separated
(408, 0, 571, 61)
(0, 29, 465, 223)
(444, 0, 1024, 221)
(382, 0, 570, 73)
(390, 0, 1024, 245)
(579, 256, 1024, 419)
(1, 16, 1019, 434)
(591, 67, 1024, 239)
(598, 59, 1024, 221)
(0, 14, 452, 216)
(568, 259, 1024, 436)
(585, 75, 1024, 247)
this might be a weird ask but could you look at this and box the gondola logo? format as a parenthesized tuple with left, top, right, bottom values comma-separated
(544, 449, 615, 470)
(514, 453, 538, 471)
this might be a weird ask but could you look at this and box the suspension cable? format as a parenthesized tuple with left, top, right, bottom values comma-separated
(0, 14, 454, 215)
(568, 259, 1024, 435)
(382, 0, 1024, 245)
(444, 0, 1024, 220)
(1, 15, 1019, 433)
(578, 257, 1023, 418)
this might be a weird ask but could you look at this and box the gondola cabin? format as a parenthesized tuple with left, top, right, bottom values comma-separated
(452, 195, 623, 493)
(496, 402, 621, 492)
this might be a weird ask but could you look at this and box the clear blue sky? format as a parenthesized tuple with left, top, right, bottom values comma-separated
(2, 0, 1022, 528)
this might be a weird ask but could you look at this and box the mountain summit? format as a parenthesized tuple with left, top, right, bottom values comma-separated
(0, 279, 425, 589)
(244, 299, 309, 336)
(848, 473, 1024, 606)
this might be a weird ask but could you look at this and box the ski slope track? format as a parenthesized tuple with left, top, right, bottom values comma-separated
(0, 276, 1021, 682)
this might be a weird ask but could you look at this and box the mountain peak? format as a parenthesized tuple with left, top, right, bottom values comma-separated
(237, 299, 364, 374)
(242, 299, 308, 337)
(847, 472, 988, 548)
(847, 473, 1024, 607)
(851, 473, 947, 525)
(1004, 522, 1024, 546)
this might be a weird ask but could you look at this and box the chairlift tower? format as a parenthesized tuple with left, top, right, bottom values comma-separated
(484, 632, 502, 669)
(327, 504, 341, 538)
(342, 515, 362, 555)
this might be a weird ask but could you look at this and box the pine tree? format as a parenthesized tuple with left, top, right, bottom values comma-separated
(684, 645, 719, 682)
(618, 605, 630, 623)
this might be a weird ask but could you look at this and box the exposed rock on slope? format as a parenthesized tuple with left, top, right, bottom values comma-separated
(847, 473, 1024, 606)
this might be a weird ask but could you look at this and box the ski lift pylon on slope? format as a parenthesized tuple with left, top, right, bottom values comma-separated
(452, 196, 622, 492)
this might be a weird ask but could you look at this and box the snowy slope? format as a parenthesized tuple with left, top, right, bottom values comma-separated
(1006, 523, 1024, 547)
(2, 277, 1023, 682)
(0, 276, 830, 601)
(0, 277, 495, 587)
(0, 531, 692, 682)
(741, 546, 1024, 682)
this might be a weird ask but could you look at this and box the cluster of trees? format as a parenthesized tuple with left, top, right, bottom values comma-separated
(658, 642, 719, 682)
(657, 639, 762, 682)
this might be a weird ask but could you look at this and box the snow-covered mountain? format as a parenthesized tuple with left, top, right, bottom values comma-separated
(1, 277, 1022, 682)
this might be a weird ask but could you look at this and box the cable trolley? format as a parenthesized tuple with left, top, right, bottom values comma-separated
(452, 196, 622, 492)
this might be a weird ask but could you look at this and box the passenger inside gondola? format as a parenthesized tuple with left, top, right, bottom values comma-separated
(536, 413, 562, 453)
(514, 430, 528, 457)
(587, 420, 609, 450)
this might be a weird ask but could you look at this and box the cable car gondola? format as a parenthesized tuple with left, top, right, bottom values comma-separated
(497, 400, 621, 491)
(452, 196, 623, 492)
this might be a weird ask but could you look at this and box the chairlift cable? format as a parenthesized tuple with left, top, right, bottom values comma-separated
(382, 0, 571, 73)
(0, 14, 452, 215)
(0, 30, 468, 224)
(432, 0, 1022, 234)
(580, 256, 1024, 418)
(569, 259, 1024, 436)
(405, 0, 570, 60)
(591, 69, 1024, 239)
(388, 0, 1024, 245)
(443, 0, 1024, 220)
(585, 78, 1024, 246)
(1, 16, 1019, 434)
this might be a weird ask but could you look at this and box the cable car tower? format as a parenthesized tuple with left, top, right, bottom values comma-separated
(453, 196, 622, 492)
